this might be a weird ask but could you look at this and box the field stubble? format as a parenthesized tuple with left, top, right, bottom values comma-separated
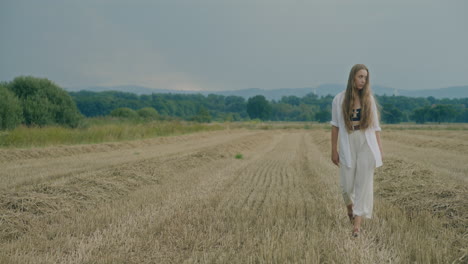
(0, 126, 466, 263)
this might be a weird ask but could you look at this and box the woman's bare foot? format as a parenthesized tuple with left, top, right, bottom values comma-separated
(352, 227, 360, 237)
(353, 215, 362, 237)
(347, 204, 354, 223)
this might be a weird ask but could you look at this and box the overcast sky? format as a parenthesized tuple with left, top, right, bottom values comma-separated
(1, 0, 467, 91)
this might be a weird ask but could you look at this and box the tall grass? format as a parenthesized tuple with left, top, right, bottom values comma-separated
(228, 121, 330, 130)
(1, 120, 464, 148)
(381, 122, 468, 130)
(0, 119, 224, 148)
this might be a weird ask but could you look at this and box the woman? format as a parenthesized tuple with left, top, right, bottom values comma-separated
(330, 64, 383, 237)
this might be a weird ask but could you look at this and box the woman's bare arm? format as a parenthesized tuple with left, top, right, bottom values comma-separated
(376, 131, 383, 159)
(331, 126, 340, 166)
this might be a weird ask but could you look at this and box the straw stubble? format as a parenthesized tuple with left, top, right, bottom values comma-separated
(0, 128, 466, 263)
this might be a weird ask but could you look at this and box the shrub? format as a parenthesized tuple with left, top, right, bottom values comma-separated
(110, 107, 139, 119)
(137, 107, 159, 120)
(0, 85, 23, 130)
(8, 76, 82, 127)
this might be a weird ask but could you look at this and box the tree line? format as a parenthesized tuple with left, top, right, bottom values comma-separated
(71, 89, 468, 124)
(1, 76, 467, 131)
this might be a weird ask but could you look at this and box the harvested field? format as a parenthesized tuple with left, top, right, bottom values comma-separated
(0, 127, 466, 263)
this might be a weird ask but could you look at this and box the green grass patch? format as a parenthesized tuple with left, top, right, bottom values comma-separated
(235, 153, 244, 159)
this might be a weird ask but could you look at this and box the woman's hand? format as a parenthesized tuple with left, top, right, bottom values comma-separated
(332, 150, 340, 167)
(331, 126, 340, 167)
(376, 131, 383, 161)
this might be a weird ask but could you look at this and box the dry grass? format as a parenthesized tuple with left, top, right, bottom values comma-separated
(311, 128, 468, 262)
(0, 125, 466, 263)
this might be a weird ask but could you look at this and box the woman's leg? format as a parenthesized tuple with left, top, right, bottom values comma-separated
(340, 164, 356, 207)
(353, 133, 376, 232)
(346, 203, 354, 223)
(341, 132, 359, 224)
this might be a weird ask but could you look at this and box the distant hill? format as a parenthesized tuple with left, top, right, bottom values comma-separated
(66, 84, 468, 100)
(395, 86, 468, 98)
(67, 85, 182, 95)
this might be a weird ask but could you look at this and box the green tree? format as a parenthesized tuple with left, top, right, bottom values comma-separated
(462, 109, 468, 123)
(191, 107, 212, 123)
(225, 96, 246, 113)
(247, 95, 271, 120)
(301, 93, 319, 105)
(411, 106, 430, 124)
(316, 110, 331, 123)
(23, 93, 54, 126)
(298, 104, 315, 121)
(8, 76, 82, 127)
(0, 85, 23, 130)
(382, 103, 404, 124)
(280, 95, 301, 106)
(271, 103, 294, 121)
(427, 105, 457, 123)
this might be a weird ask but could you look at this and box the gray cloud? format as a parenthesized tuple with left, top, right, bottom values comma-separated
(1, 0, 467, 91)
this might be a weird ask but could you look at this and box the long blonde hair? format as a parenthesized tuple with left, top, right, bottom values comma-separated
(342, 64, 378, 132)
